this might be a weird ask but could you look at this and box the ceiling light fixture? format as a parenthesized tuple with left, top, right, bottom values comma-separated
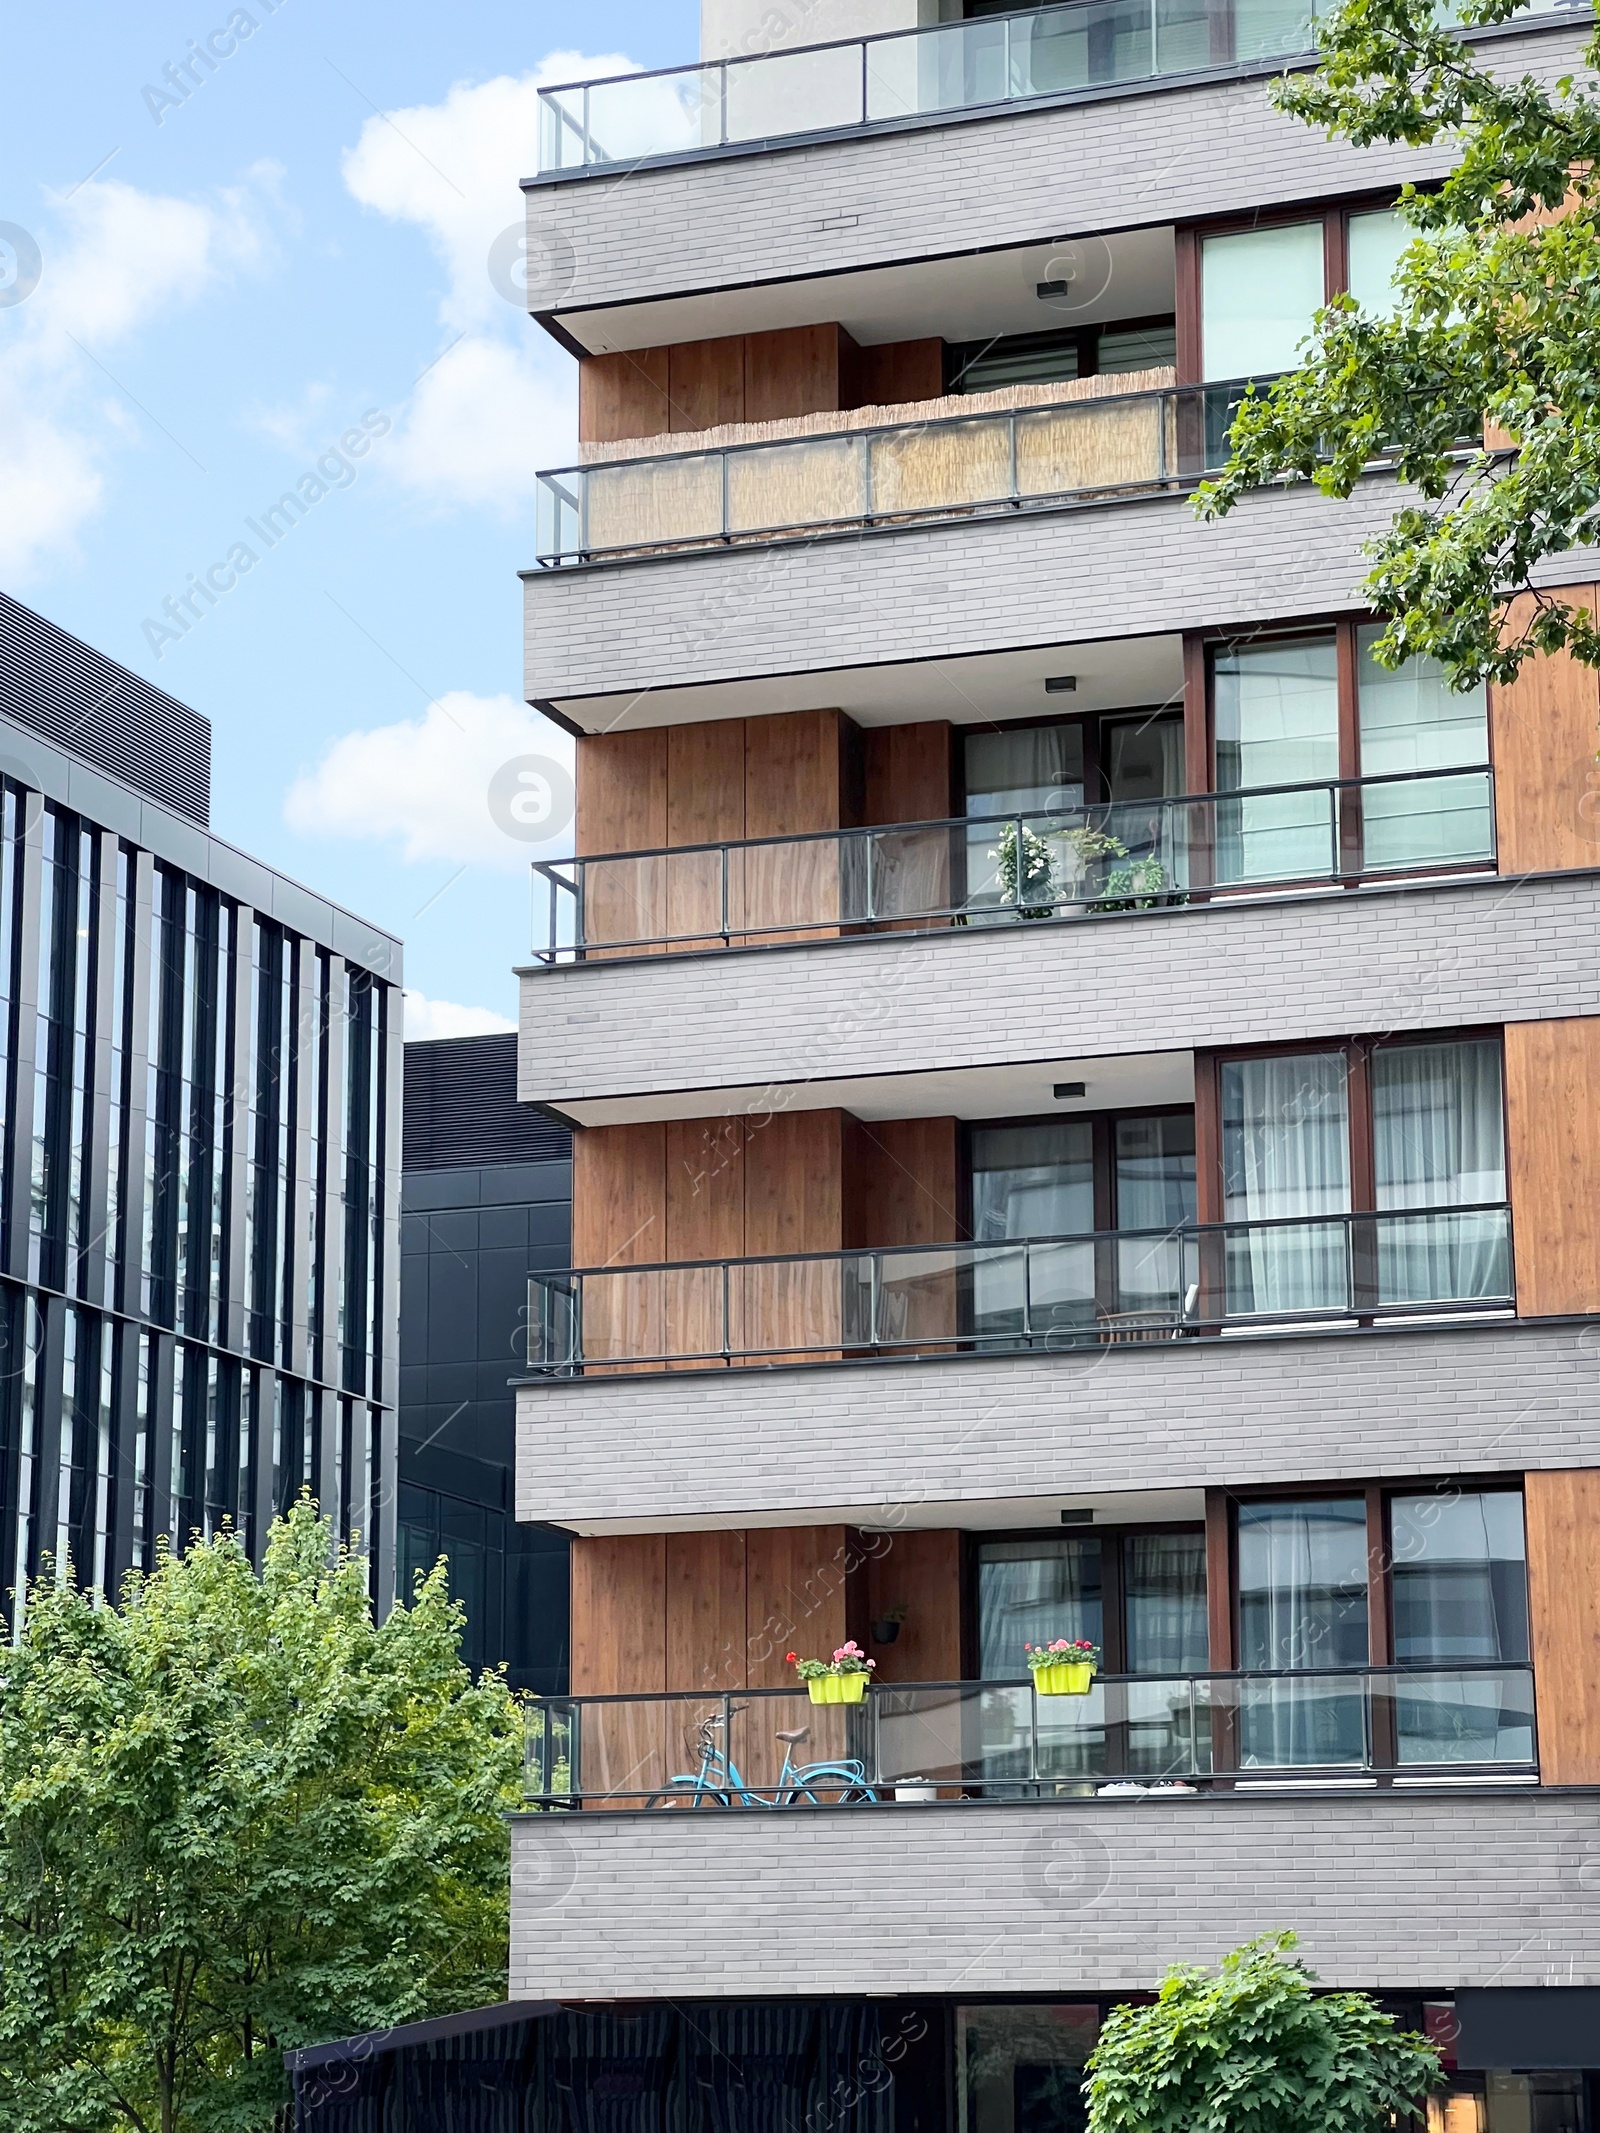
(1053, 1081, 1086, 1099)
(1044, 675, 1077, 694)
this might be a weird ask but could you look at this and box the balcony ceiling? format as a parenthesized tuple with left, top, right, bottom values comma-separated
(538, 631, 1185, 734)
(543, 1485, 1208, 1539)
(547, 227, 1176, 356)
(540, 1047, 1195, 1130)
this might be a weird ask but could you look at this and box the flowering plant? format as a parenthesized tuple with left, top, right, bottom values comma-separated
(788, 1642, 877, 1681)
(1024, 1639, 1100, 1672)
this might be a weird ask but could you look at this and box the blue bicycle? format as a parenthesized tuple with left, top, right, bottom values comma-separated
(647, 1705, 878, 1808)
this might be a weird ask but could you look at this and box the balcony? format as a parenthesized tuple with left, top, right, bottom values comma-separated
(531, 767, 1495, 962)
(526, 1205, 1513, 1375)
(524, 1664, 1538, 1807)
(535, 377, 1244, 566)
(535, 0, 1572, 175)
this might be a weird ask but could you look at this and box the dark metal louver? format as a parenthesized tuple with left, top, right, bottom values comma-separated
(403, 1031, 569, 1170)
(0, 589, 211, 825)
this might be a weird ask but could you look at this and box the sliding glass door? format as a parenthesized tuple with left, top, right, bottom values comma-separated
(1237, 1497, 1369, 1767)
(1221, 1051, 1351, 1313)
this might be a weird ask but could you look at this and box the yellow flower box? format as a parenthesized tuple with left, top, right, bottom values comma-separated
(1033, 1661, 1096, 1696)
(808, 1673, 870, 1705)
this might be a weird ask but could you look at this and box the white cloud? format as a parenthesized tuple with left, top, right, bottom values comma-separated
(403, 991, 516, 1040)
(284, 690, 575, 872)
(384, 336, 573, 512)
(340, 59, 632, 331)
(339, 56, 631, 509)
(0, 172, 275, 580)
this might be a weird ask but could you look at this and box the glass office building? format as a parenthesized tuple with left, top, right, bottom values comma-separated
(0, 591, 402, 1614)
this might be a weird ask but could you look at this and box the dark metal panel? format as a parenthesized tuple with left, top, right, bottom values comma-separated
(147, 1329, 175, 1549)
(116, 851, 155, 1319)
(3, 792, 41, 1283)
(249, 1365, 276, 1567)
(223, 904, 254, 1357)
(319, 956, 347, 1397)
(31, 1294, 66, 1579)
(1455, 1989, 1600, 2071)
(82, 832, 119, 1312)
(108, 1317, 142, 1587)
(286, 936, 317, 1381)
(404, 1033, 572, 1170)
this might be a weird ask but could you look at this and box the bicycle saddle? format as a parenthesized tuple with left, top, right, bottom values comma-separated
(774, 1726, 810, 1745)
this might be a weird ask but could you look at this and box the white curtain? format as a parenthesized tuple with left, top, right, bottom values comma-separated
(1237, 1500, 1368, 1768)
(1372, 1040, 1508, 1303)
(1222, 1052, 1351, 1313)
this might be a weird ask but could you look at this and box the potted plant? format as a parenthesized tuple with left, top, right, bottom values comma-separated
(990, 822, 1059, 919)
(1026, 1638, 1100, 1695)
(788, 1642, 876, 1704)
(871, 1603, 907, 1646)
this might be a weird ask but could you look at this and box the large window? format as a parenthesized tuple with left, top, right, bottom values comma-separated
(968, 1109, 1196, 1336)
(976, 1527, 1209, 1785)
(962, 714, 1185, 918)
(1209, 625, 1492, 884)
(1216, 1036, 1510, 1317)
(1230, 1487, 1533, 1773)
(1198, 204, 1409, 382)
(975, 1528, 1209, 1674)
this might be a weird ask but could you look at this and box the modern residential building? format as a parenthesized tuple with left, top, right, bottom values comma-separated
(528, 0, 1599, 2125)
(399, 1031, 572, 1690)
(0, 590, 403, 1611)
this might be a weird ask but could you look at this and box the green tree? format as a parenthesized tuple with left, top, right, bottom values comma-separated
(0, 1499, 523, 2133)
(1196, 0, 1600, 688)
(1083, 1932, 1441, 2133)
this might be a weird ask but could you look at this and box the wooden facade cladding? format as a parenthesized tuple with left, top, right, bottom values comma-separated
(1490, 587, 1600, 875)
(578, 325, 947, 446)
(568, 1524, 864, 1694)
(1503, 1016, 1600, 1317)
(1524, 1468, 1600, 1784)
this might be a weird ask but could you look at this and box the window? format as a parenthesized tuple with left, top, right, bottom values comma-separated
(961, 714, 1184, 917)
(1208, 626, 1492, 884)
(948, 317, 1178, 395)
(957, 2006, 1099, 2133)
(1216, 1036, 1509, 1315)
(967, 1109, 1196, 1336)
(1230, 1488, 1535, 1774)
(976, 1527, 1209, 1786)
(1195, 201, 1414, 382)
(1200, 221, 1325, 380)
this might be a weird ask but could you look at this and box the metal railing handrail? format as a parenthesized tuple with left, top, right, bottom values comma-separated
(522, 1661, 1540, 1804)
(537, 0, 1226, 104)
(530, 1660, 1532, 1707)
(534, 764, 1492, 873)
(539, 372, 1200, 486)
(528, 1202, 1512, 1286)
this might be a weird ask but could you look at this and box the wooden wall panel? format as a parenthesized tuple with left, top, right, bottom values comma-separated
(578, 348, 670, 444)
(575, 730, 670, 954)
(746, 325, 843, 423)
(863, 722, 954, 827)
(1504, 1018, 1600, 1316)
(666, 720, 746, 845)
(665, 1118, 745, 1262)
(572, 1123, 665, 1268)
(1490, 587, 1600, 876)
(744, 1109, 844, 1256)
(669, 337, 746, 433)
(665, 1530, 748, 1692)
(864, 1529, 962, 1684)
(744, 709, 849, 838)
(576, 729, 668, 857)
(570, 1535, 666, 1692)
(746, 1524, 851, 1685)
(1525, 1469, 1600, 1784)
(851, 1118, 961, 1247)
(849, 338, 946, 409)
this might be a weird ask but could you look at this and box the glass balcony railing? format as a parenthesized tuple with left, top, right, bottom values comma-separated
(529, 767, 1495, 962)
(535, 0, 1576, 172)
(534, 379, 1253, 565)
(523, 1204, 1513, 1374)
(523, 1665, 1538, 1807)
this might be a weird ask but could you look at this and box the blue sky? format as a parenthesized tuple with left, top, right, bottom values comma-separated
(0, 0, 697, 1032)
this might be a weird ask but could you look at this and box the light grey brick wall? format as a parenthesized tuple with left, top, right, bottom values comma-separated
(528, 25, 1583, 320)
(509, 1793, 1600, 1999)
(515, 1317, 1600, 1527)
(519, 869, 1600, 1110)
(526, 470, 1396, 706)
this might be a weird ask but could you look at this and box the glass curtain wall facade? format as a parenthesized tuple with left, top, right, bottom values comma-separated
(0, 783, 401, 1620)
